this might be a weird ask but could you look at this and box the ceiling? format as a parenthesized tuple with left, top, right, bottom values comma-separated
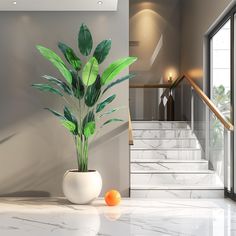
(0, 0, 118, 11)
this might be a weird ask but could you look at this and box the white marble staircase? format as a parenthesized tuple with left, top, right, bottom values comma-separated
(130, 121, 224, 198)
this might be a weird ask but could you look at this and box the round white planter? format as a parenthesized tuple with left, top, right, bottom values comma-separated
(63, 170, 102, 204)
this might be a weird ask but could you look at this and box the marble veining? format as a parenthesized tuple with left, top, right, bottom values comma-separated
(131, 172, 223, 186)
(131, 149, 203, 160)
(133, 129, 195, 139)
(0, 197, 235, 236)
(131, 161, 208, 171)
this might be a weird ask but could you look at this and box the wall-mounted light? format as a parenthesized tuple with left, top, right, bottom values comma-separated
(168, 72, 173, 83)
(97, 1, 103, 5)
(13, 1, 17, 4)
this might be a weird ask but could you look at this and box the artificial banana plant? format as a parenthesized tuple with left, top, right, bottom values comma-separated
(32, 24, 137, 172)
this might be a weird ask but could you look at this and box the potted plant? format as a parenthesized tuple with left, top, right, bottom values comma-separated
(32, 23, 137, 204)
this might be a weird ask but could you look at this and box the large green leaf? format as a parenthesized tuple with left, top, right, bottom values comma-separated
(85, 75, 101, 107)
(42, 75, 72, 95)
(93, 39, 111, 64)
(78, 24, 93, 56)
(99, 107, 125, 118)
(102, 74, 135, 94)
(83, 111, 96, 138)
(58, 42, 82, 71)
(64, 106, 78, 135)
(71, 71, 85, 99)
(32, 84, 63, 96)
(84, 122, 96, 138)
(60, 120, 76, 133)
(101, 118, 124, 127)
(45, 107, 77, 134)
(101, 57, 137, 85)
(96, 94, 116, 113)
(36, 45, 72, 84)
(36, 45, 64, 64)
(82, 57, 99, 86)
(45, 108, 64, 119)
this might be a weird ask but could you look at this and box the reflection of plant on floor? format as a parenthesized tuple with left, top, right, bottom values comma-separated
(211, 85, 231, 146)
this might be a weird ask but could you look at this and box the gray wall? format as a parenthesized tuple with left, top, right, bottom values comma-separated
(0, 0, 130, 197)
(177, 0, 233, 123)
(129, 0, 180, 120)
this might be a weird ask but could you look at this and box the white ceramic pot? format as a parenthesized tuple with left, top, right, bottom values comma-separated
(63, 170, 102, 204)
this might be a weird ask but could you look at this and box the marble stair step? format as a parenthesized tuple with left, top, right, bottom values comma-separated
(131, 185, 224, 190)
(130, 186, 224, 199)
(133, 129, 195, 139)
(130, 171, 223, 186)
(132, 139, 200, 149)
(131, 160, 209, 171)
(132, 121, 190, 130)
(131, 149, 203, 160)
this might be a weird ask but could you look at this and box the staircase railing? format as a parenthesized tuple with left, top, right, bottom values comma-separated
(169, 74, 234, 131)
(165, 74, 234, 196)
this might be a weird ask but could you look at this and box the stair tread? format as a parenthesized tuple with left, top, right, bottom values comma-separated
(131, 147, 202, 150)
(133, 138, 197, 140)
(132, 121, 188, 123)
(131, 159, 208, 163)
(131, 185, 224, 190)
(131, 170, 215, 174)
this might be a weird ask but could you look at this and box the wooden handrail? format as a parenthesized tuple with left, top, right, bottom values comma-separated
(128, 111, 134, 145)
(130, 84, 171, 89)
(171, 75, 234, 131)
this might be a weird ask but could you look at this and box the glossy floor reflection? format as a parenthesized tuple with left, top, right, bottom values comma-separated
(0, 198, 235, 235)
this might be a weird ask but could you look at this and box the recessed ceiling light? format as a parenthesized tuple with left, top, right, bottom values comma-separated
(13, 1, 17, 4)
(97, 1, 103, 5)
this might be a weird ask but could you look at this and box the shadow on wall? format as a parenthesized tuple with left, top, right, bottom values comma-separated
(0, 133, 17, 145)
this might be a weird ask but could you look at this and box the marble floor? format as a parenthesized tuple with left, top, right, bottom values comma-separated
(0, 198, 236, 236)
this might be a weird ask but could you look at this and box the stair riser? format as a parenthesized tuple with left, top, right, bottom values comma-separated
(132, 122, 190, 130)
(131, 173, 222, 186)
(131, 150, 203, 160)
(133, 130, 195, 139)
(131, 162, 209, 171)
(132, 140, 200, 149)
(130, 190, 224, 198)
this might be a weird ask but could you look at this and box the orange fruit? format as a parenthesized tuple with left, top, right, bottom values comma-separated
(105, 190, 121, 206)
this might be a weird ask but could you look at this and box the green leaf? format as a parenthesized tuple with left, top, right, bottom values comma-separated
(103, 74, 135, 94)
(58, 42, 82, 71)
(71, 71, 85, 99)
(32, 84, 63, 96)
(101, 57, 137, 85)
(64, 106, 78, 135)
(82, 57, 99, 86)
(85, 75, 101, 107)
(36, 45, 72, 84)
(45, 108, 64, 119)
(99, 107, 125, 118)
(42, 75, 72, 95)
(84, 121, 96, 138)
(83, 111, 96, 137)
(78, 24, 93, 56)
(96, 94, 116, 113)
(36, 45, 64, 64)
(93, 39, 111, 64)
(60, 120, 76, 133)
(101, 118, 124, 127)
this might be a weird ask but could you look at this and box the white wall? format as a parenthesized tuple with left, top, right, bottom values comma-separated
(0, 0, 130, 197)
